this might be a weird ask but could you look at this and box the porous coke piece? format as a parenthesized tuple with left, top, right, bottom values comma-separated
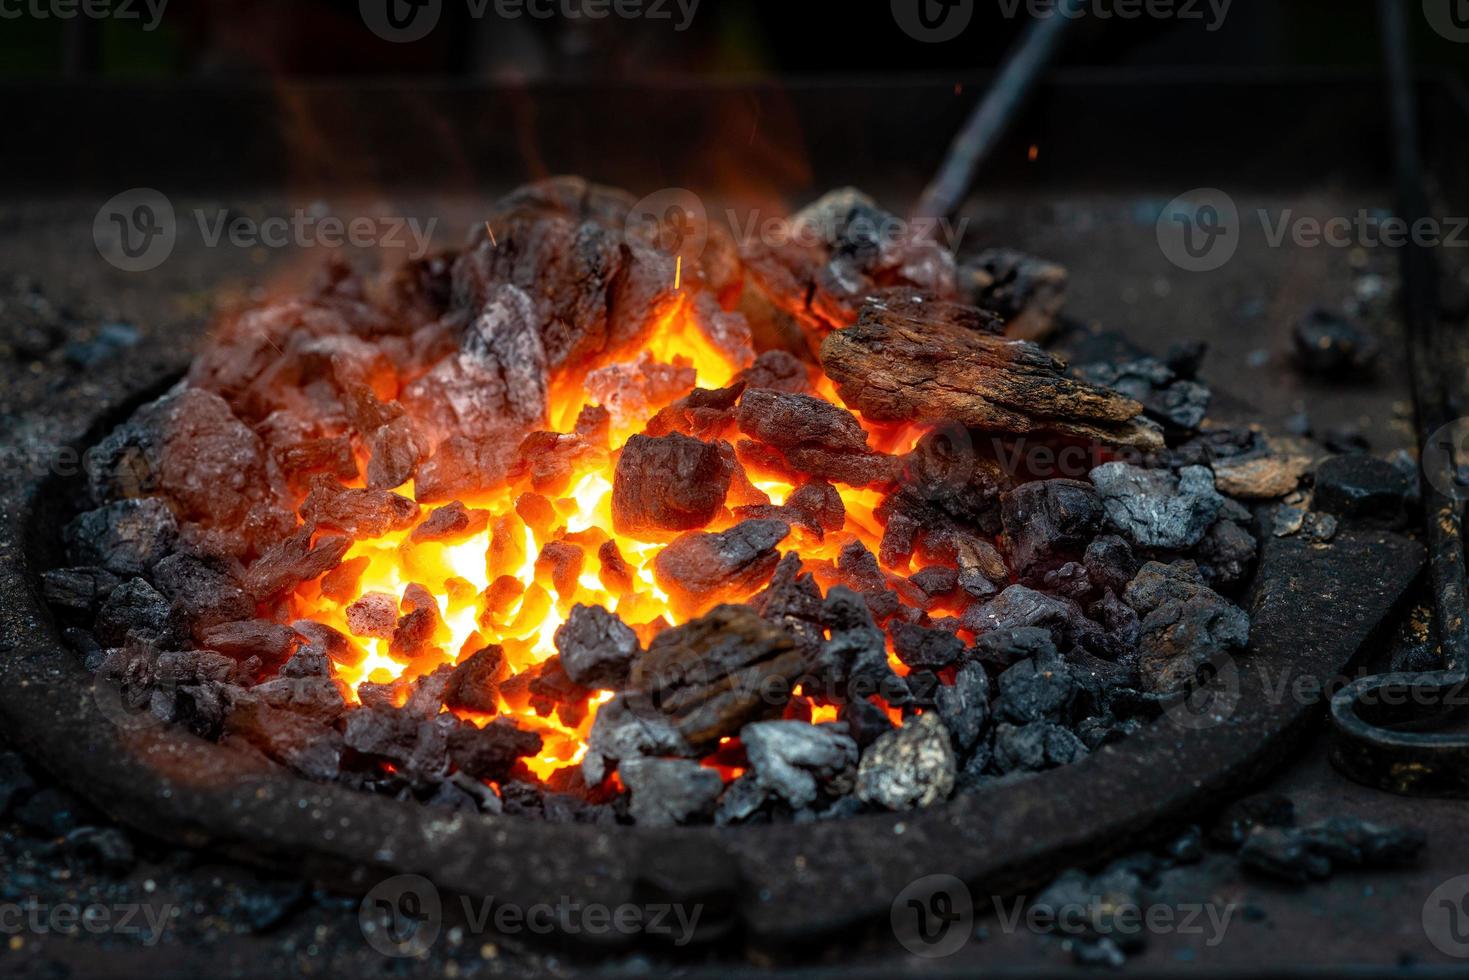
(736, 388, 899, 488)
(345, 592, 398, 639)
(629, 604, 807, 749)
(409, 500, 491, 544)
(244, 525, 352, 600)
(447, 719, 543, 781)
(554, 604, 640, 689)
(890, 622, 965, 670)
(991, 721, 1088, 773)
(63, 498, 177, 577)
(582, 691, 695, 785)
(855, 713, 956, 810)
(740, 720, 859, 808)
(1124, 560, 1249, 694)
(1089, 462, 1223, 550)
(301, 480, 420, 539)
(612, 433, 733, 537)
(444, 645, 506, 714)
(1000, 479, 1102, 578)
(651, 519, 789, 618)
(619, 758, 723, 828)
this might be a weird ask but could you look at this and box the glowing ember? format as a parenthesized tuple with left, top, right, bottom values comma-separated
(293, 298, 920, 781)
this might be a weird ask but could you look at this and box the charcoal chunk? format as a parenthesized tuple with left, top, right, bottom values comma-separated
(63, 498, 177, 577)
(908, 566, 959, 604)
(95, 578, 174, 647)
(41, 567, 120, 614)
(1000, 479, 1102, 578)
(936, 661, 991, 753)
(582, 691, 695, 785)
(1238, 827, 1332, 883)
(963, 585, 1103, 657)
(1083, 535, 1138, 595)
(409, 501, 490, 544)
(152, 552, 254, 634)
(366, 416, 428, 491)
(1314, 454, 1414, 527)
(645, 383, 744, 440)
(447, 719, 543, 781)
(1209, 794, 1296, 848)
(840, 697, 896, 749)
(991, 721, 1088, 773)
(891, 622, 965, 670)
(301, 480, 420, 539)
(1124, 561, 1249, 694)
(1195, 519, 1257, 589)
(749, 552, 827, 654)
(1090, 462, 1223, 550)
(814, 586, 898, 694)
(737, 349, 811, 394)
(1296, 816, 1425, 868)
(958, 248, 1068, 341)
(1075, 356, 1211, 431)
(345, 592, 398, 639)
(201, 620, 301, 667)
(444, 646, 506, 714)
(630, 604, 807, 749)
(620, 758, 723, 827)
(996, 647, 1077, 725)
(855, 713, 955, 810)
(736, 388, 898, 487)
(612, 433, 733, 537)
(740, 720, 859, 808)
(249, 676, 346, 722)
(225, 700, 342, 781)
(554, 604, 640, 689)
(651, 519, 789, 618)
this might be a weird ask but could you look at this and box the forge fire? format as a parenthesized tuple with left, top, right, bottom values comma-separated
(48, 177, 1266, 826)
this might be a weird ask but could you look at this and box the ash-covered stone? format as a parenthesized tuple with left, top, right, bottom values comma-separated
(582, 691, 695, 785)
(620, 758, 723, 827)
(1090, 462, 1223, 550)
(651, 519, 789, 618)
(1124, 560, 1249, 693)
(891, 622, 965, 670)
(740, 720, 859, 808)
(936, 661, 990, 753)
(612, 432, 733, 537)
(1292, 308, 1379, 378)
(991, 721, 1088, 773)
(554, 604, 641, 689)
(1075, 356, 1211, 431)
(855, 713, 956, 810)
(1314, 454, 1414, 527)
(63, 498, 178, 577)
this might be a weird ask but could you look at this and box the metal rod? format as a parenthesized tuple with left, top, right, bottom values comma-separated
(913, 0, 1086, 221)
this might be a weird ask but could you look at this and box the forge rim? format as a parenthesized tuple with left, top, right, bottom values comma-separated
(0, 374, 1425, 948)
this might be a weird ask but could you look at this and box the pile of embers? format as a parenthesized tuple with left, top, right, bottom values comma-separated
(45, 178, 1274, 828)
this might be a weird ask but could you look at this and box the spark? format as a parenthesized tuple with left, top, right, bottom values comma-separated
(485, 221, 498, 246)
(674, 255, 682, 291)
